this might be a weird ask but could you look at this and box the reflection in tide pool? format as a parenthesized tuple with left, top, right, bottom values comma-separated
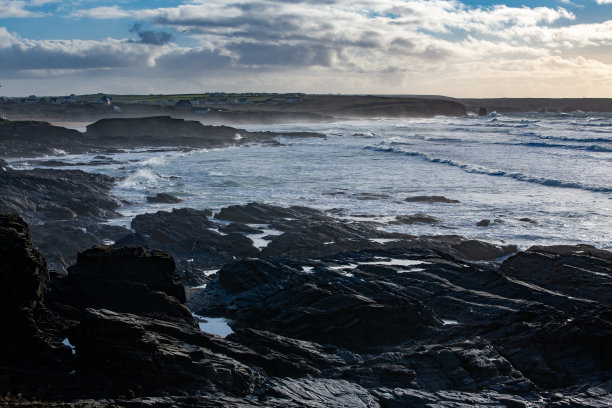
(192, 313, 234, 338)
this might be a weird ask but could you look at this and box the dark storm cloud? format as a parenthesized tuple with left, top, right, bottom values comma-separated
(228, 42, 335, 66)
(154, 48, 234, 71)
(129, 23, 174, 45)
(0, 42, 142, 71)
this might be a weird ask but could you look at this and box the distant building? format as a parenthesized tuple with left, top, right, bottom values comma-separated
(175, 100, 192, 108)
(286, 95, 303, 103)
(165, 99, 175, 105)
(25, 95, 37, 104)
(64, 94, 78, 103)
(112, 106, 121, 112)
(195, 108, 211, 114)
(96, 95, 113, 105)
(189, 98, 200, 106)
(48, 97, 62, 105)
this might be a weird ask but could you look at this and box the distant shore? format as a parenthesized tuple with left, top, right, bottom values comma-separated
(2, 95, 611, 126)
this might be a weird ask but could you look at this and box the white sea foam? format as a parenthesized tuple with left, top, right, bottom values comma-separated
(43, 112, 611, 252)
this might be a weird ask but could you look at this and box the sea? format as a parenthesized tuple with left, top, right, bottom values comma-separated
(9, 112, 612, 251)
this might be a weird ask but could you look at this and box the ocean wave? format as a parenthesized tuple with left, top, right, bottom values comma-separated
(586, 145, 612, 152)
(520, 134, 612, 144)
(514, 142, 612, 152)
(363, 145, 612, 193)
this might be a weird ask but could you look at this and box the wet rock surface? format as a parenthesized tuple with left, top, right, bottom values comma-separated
(1, 204, 611, 406)
(0, 120, 86, 157)
(0, 165, 129, 272)
(145, 192, 183, 204)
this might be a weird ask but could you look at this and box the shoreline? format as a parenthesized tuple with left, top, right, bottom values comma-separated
(1, 110, 610, 407)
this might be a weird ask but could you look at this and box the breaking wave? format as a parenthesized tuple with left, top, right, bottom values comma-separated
(364, 145, 612, 193)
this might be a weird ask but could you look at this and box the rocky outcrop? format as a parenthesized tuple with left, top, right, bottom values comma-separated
(0, 167, 120, 223)
(146, 192, 183, 203)
(85, 116, 325, 150)
(1, 218, 264, 401)
(65, 246, 192, 324)
(2, 212, 611, 407)
(0, 214, 48, 345)
(0, 120, 86, 157)
(192, 243, 611, 406)
(0, 117, 326, 158)
(214, 257, 439, 348)
(128, 208, 259, 275)
(0, 165, 127, 271)
(404, 195, 460, 204)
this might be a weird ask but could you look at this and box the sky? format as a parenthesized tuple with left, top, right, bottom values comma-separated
(1, 0, 612, 97)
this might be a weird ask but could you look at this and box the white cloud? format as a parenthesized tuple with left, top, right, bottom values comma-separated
(0, 0, 45, 17)
(69, 6, 131, 19)
(596, 0, 612, 4)
(3, 1, 612, 97)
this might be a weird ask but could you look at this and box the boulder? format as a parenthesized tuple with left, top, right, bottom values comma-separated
(404, 195, 460, 204)
(67, 246, 193, 324)
(146, 193, 183, 204)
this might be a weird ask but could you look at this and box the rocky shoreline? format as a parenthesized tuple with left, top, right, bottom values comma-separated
(1, 119, 611, 406)
(0, 116, 326, 158)
(1, 208, 611, 407)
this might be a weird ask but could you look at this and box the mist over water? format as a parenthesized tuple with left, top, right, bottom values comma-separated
(10, 112, 612, 250)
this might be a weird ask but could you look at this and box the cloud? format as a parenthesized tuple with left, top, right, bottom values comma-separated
(69, 6, 131, 19)
(596, 0, 612, 4)
(0, 0, 45, 17)
(3, 1, 612, 97)
(129, 23, 174, 46)
(0, 29, 170, 73)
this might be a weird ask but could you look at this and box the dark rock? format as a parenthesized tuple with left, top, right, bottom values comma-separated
(390, 214, 441, 225)
(208, 257, 440, 348)
(352, 192, 392, 201)
(77, 308, 260, 396)
(3, 201, 612, 407)
(0, 120, 85, 157)
(404, 195, 460, 204)
(478, 107, 488, 116)
(146, 193, 183, 204)
(215, 202, 324, 224)
(218, 223, 263, 235)
(85, 117, 325, 150)
(263, 378, 378, 407)
(66, 246, 192, 324)
(476, 219, 491, 227)
(0, 167, 121, 224)
(130, 208, 259, 271)
(500, 245, 612, 306)
(451, 239, 517, 261)
(0, 214, 48, 341)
